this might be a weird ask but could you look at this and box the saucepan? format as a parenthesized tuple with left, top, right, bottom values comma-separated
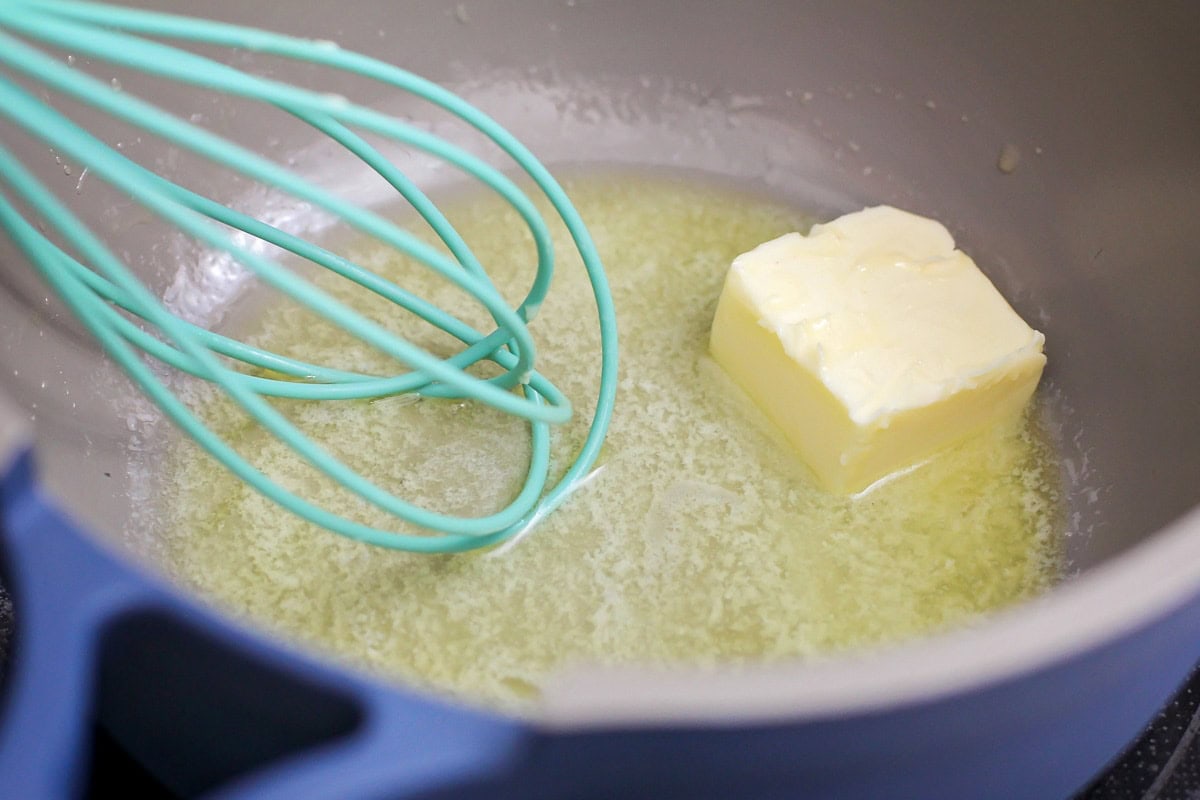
(1, 1, 1198, 797)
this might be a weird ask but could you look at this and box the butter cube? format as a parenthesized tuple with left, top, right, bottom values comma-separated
(709, 206, 1046, 493)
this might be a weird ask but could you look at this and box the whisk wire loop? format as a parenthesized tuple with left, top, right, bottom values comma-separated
(0, 0, 619, 552)
(0, 29, 558, 418)
(0, 141, 556, 545)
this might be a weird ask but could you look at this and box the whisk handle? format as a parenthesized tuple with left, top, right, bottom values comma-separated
(0, 396, 523, 798)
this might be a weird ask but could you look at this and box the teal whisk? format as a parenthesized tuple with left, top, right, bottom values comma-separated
(0, 0, 618, 553)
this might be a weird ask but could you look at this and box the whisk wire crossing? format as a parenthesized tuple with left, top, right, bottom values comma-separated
(0, 0, 619, 553)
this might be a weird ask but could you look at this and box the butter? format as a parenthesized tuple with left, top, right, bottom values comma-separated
(709, 205, 1046, 493)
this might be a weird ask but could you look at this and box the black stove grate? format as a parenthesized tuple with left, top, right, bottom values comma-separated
(1080, 664, 1200, 800)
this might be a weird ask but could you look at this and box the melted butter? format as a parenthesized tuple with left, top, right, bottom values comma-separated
(159, 172, 1062, 710)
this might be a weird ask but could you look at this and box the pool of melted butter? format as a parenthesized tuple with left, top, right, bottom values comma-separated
(159, 171, 1062, 709)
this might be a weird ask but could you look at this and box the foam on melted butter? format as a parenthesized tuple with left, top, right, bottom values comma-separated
(159, 172, 1062, 710)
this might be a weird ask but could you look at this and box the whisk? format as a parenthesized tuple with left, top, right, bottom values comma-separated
(0, 0, 618, 553)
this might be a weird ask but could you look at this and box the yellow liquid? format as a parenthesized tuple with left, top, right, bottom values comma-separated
(159, 172, 1062, 709)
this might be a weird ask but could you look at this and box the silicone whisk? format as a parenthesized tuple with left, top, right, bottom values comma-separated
(0, 0, 618, 553)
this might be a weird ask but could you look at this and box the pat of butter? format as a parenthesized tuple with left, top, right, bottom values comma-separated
(709, 205, 1046, 493)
